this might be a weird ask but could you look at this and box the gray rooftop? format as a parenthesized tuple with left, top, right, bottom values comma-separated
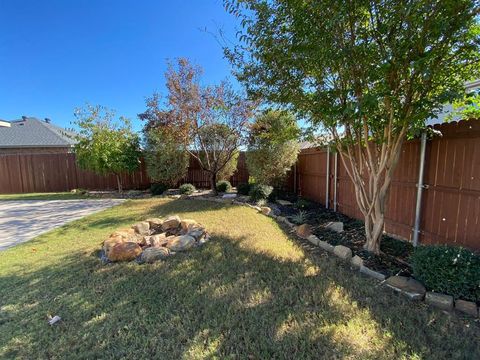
(0, 117, 77, 148)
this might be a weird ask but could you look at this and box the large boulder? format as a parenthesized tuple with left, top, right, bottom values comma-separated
(296, 224, 312, 239)
(141, 247, 171, 263)
(162, 215, 181, 232)
(103, 236, 125, 255)
(166, 235, 196, 251)
(132, 221, 150, 235)
(107, 242, 142, 262)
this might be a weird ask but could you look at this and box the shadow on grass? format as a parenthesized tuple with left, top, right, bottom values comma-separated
(1, 199, 479, 359)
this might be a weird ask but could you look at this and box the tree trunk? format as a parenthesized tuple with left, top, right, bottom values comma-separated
(210, 172, 217, 195)
(115, 174, 123, 193)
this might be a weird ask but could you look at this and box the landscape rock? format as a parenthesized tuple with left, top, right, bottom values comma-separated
(317, 240, 335, 253)
(276, 199, 293, 206)
(107, 242, 142, 262)
(359, 265, 386, 281)
(132, 221, 150, 235)
(141, 247, 170, 263)
(333, 245, 352, 260)
(162, 215, 181, 231)
(425, 292, 454, 311)
(146, 218, 163, 230)
(188, 229, 207, 241)
(166, 235, 196, 251)
(455, 299, 479, 317)
(222, 193, 237, 199)
(260, 207, 271, 216)
(384, 276, 426, 300)
(307, 235, 320, 246)
(296, 224, 312, 239)
(148, 233, 169, 247)
(180, 219, 202, 233)
(103, 236, 125, 255)
(351, 255, 364, 268)
(325, 221, 344, 233)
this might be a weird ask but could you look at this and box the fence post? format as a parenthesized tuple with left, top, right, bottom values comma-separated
(413, 132, 427, 247)
(333, 152, 338, 212)
(325, 147, 330, 208)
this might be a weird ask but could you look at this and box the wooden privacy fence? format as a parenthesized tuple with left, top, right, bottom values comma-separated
(0, 152, 248, 194)
(293, 120, 480, 251)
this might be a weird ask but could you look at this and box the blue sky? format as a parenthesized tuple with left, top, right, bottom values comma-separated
(0, 0, 239, 131)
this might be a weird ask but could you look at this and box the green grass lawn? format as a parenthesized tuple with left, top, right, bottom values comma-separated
(0, 192, 89, 201)
(0, 199, 478, 359)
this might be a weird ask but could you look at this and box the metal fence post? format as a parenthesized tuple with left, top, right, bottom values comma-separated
(325, 147, 330, 208)
(413, 132, 427, 247)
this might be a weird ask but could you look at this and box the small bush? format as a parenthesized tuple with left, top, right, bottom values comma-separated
(295, 198, 312, 210)
(179, 183, 196, 195)
(150, 183, 168, 196)
(291, 210, 308, 225)
(237, 183, 251, 196)
(411, 245, 480, 302)
(71, 188, 87, 195)
(216, 180, 232, 193)
(249, 184, 273, 202)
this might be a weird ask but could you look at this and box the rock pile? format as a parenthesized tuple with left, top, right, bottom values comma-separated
(102, 215, 209, 263)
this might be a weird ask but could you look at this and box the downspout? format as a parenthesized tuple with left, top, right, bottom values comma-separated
(333, 152, 338, 212)
(325, 147, 330, 209)
(413, 132, 427, 247)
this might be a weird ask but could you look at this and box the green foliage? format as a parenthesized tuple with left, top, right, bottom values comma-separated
(246, 110, 300, 186)
(237, 183, 251, 195)
(216, 180, 232, 193)
(291, 210, 308, 225)
(411, 245, 480, 302)
(295, 198, 312, 210)
(73, 104, 141, 192)
(446, 89, 480, 122)
(179, 183, 196, 195)
(249, 184, 273, 202)
(144, 128, 189, 186)
(150, 183, 169, 196)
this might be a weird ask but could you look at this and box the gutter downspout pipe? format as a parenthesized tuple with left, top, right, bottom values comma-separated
(325, 147, 330, 209)
(413, 132, 427, 247)
(333, 152, 338, 212)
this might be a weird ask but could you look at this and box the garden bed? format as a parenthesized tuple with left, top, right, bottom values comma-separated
(275, 197, 414, 277)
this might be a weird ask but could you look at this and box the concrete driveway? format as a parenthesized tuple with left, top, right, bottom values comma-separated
(0, 199, 124, 250)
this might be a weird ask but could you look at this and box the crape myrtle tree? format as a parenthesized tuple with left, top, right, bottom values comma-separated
(139, 58, 256, 194)
(74, 104, 141, 192)
(247, 110, 300, 186)
(225, 0, 480, 253)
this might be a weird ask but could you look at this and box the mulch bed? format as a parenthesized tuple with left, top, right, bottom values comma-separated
(275, 196, 413, 277)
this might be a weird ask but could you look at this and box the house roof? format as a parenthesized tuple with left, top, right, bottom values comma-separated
(0, 117, 77, 148)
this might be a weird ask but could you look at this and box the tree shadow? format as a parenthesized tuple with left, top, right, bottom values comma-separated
(1, 200, 479, 359)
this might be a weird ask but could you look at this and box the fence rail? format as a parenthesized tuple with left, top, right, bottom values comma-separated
(1, 121, 479, 250)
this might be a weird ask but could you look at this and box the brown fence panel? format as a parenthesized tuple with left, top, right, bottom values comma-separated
(0, 152, 248, 193)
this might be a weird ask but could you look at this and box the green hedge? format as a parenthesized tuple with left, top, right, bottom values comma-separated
(249, 184, 273, 202)
(216, 180, 232, 193)
(411, 245, 480, 302)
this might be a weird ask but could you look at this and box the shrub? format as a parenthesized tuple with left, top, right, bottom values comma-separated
(237, 183, 251, 196)
(216, 180, 232, 193)
(411, 245, 480, 302)
(249, 184, 273, 202)
(291, 210, 308, 225)
(150, 183, 168, 196)
(179, 183, 196, 195)
(295, 198, 312, 210)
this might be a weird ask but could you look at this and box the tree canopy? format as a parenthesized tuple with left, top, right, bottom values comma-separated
(225, 0, 480, 253)
(74, 104, 141, 192)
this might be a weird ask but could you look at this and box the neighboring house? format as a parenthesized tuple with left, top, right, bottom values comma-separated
(0, 116, 76, 154)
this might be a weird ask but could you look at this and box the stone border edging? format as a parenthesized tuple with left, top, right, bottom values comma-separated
(185, 194, 479, 319)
